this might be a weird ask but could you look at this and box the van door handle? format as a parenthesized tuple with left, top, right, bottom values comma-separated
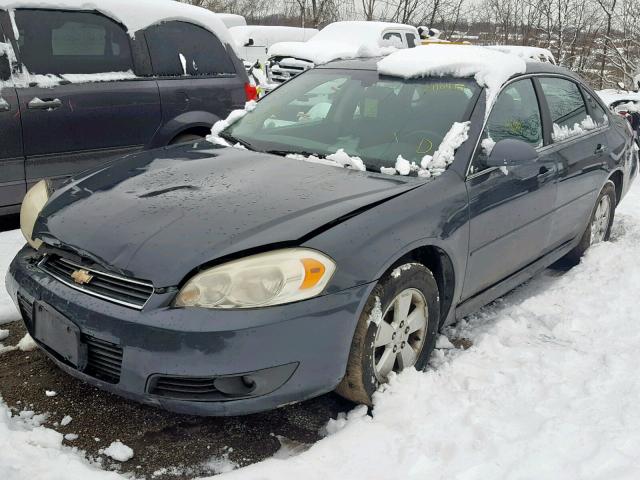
(595, 143, 608, 154)
(28, 97, 62, 110)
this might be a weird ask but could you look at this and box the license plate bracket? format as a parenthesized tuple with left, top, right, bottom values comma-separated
(34, 302, 86, 369)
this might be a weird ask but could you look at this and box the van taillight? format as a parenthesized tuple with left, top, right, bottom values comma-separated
(244, 83, 258, 102)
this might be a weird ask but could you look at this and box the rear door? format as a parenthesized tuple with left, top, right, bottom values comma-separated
(143, 21, 246, 145)
(463, 78, 558, 299)
(536, 77, 610, 248)
(12, 9, 161, 185)
(0, 19, 25, 210)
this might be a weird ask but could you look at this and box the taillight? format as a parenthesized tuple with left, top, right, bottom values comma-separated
(244, 83, 258, 102)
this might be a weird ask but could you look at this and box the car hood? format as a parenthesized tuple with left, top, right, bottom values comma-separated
(34, 143, 419, 287)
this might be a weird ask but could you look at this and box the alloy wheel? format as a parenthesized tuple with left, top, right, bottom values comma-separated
(590, 195, 611, 245)
(373, 288, 429, 382)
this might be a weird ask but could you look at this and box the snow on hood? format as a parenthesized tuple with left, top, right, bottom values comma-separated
(0, 0, 232, 45)
(268, 21, 411, 65)
(377, 44, 527, 108)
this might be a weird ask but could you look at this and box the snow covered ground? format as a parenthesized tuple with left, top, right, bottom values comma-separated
(1, 180, 639, 479)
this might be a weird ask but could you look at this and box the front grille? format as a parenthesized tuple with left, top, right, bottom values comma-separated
(268, 57, 314, 84)
(84, 336, 123, 384)
(39, 255, 154, 310)
(149, 375, 220, 401)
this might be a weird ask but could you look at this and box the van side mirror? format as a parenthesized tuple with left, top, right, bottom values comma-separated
(486, 138, 539, 167)
(244, 38, 254, 46)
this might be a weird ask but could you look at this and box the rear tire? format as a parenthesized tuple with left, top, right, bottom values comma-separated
(335, 263, 439, 406)
(559, 181, 616, 266)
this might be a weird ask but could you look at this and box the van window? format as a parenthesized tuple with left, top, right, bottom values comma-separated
(14, 9, 133, 75)
(406, 33, 417, 48)
(145, 21, 235, 77)
(382, 32, 403, 47)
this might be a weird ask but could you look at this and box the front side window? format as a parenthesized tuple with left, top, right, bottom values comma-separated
(406, 33, 417, 48)
(539, 77, 592, 142)
(14, 9, 132, 74)
(145, 21, 235, 76)
(226, 69, 480, 172)
(471, 79, 542, 173)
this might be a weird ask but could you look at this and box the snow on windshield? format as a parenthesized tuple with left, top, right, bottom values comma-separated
(377, 45, 527, 110)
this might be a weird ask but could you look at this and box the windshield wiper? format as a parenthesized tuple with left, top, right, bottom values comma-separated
(265, 149, 322, 158)
(218, 131, 254, 150)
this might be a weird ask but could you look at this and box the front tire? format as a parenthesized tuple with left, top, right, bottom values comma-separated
(335, 263, 439, 405)
(560, 181, 616, 265)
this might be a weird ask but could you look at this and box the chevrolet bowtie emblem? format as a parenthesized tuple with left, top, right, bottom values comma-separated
(71, 269, 93, 285)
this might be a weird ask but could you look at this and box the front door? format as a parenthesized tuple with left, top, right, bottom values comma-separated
(463, 78, 558, 299)
(11, 8, 161, 185)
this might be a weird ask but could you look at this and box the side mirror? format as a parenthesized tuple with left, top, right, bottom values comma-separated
(244, 38, 254, 47)
(486, 138, 538, 168)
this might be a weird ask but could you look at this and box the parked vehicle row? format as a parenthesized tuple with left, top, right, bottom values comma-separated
(0, 0, 255, 215)
(7, 42, 637, 415)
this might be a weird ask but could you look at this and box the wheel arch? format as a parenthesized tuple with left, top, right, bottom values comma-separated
(608, 169, 624, 206)
(380, 244, 456, 328)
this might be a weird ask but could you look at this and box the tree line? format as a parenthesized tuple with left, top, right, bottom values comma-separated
(182, 0, 640, 89)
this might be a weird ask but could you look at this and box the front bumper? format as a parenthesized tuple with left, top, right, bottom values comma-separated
(6, 246, 372, 415)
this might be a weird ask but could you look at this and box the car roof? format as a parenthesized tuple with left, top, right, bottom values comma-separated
(319, 56, 583, 84)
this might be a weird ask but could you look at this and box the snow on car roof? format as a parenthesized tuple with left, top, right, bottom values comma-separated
(268, 21, 416, 65)
(230, 25, 318, 48)
(597, 89, 640, 107)
(0, 0, 232, 44)
(485, 45, 556, 64)
(377, 44, 527, 106)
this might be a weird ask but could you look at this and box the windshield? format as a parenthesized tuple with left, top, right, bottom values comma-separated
(227, 69, 480, 172)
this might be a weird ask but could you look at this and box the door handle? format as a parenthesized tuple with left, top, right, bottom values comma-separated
(595, 143, 608, 154)
(28, 97, 62, 110)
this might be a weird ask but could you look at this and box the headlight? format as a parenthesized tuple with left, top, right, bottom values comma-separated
(20, 179, 51, 249)
(174, 248, 336, 309)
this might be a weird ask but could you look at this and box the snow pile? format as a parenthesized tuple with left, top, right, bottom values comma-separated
(286, 149, 366, 172)
(485, 45, 556, 64)
(60, 416, 72, 427)
(230, 26, 317, 48)
(421, 121, 470, 176)
(378, 45, 527, 108)
(206, 101, 257, 146)
(268, 21, 409, 65)
(0, 230, 22, 325)
(551, 115, 598, 142)
(597, 89, 640, 107)
(102, 441, 134, 462)
(0, 0, 233, 45)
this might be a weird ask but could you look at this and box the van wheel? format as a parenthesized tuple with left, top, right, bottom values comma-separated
(169, 133, 204, 145)
(559, 181, 616, 266)
(335, 263, 439, 406)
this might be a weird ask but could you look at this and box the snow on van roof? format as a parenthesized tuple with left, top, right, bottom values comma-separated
(378, 44, 526, 106)
(268, 21, 416, 65)
(0, 0, 232, 44)
(597, 89, 640, 107)
(230, 25, 318, 48)
(214, 13, 246, 29)
(485, 45, 556, 64)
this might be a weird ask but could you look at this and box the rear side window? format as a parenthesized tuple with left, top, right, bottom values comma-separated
(539, 77, 592, 141)
(14, 9, 133, 75)
(145, 21, 235, 77)
(382, 32, 403, 47)
(583, 90, 609, 127)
